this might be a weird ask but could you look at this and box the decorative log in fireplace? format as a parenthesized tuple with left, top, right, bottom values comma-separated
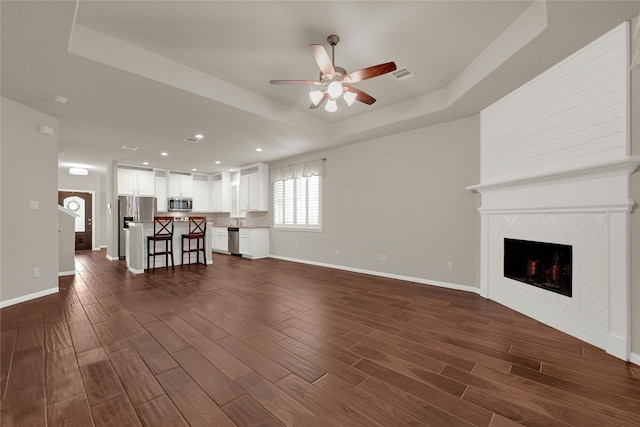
(504, 238, 572, 297)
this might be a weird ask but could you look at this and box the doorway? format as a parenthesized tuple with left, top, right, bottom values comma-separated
(59, 191, 93, 251)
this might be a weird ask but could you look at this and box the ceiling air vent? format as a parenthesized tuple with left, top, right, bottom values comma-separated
(121, 145, 138, 151)
(392, 67, 415, 81)
(183, 136, 200, 143)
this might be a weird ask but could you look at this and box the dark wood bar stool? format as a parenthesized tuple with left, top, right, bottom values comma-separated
(147, 216, 174, 270)
(181, 217, 207, 266)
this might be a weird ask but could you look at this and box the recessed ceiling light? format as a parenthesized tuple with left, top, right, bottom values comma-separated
(256, 148, 263, 152)
(161, 152, 168, 156)
(195, 134, 204, 139)
(215, 161, 221, 165)
(142, 162, 149, 166)
(192, 168, 197, 172)
(68, 167, 88, 175)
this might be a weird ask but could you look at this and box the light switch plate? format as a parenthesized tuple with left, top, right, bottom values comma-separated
(29, 200, 39, 210)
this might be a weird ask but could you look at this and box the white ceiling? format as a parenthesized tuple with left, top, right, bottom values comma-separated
(2, 1, 639, 174)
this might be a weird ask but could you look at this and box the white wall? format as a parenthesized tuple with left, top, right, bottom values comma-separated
(1, 97, 59, 306)
(630, 47, 640, 358)
(270, 115, 481, 289)
(58, 169, 108, 248)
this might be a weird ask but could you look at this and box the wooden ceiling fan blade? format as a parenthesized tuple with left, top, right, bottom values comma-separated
(344, 62, 397, 83)
(270, 79, 323, 85)
(346, 86, 376, 105)
(311, 44, 335, 78)
(309, 92, 329, 109)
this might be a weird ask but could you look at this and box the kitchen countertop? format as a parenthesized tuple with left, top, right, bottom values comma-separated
(129, 222, 269, 228)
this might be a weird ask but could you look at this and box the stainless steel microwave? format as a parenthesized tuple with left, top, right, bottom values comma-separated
(168, 197, 193, 212)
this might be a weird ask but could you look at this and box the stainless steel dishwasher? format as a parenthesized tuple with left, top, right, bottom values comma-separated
(228, 227, 241, 256)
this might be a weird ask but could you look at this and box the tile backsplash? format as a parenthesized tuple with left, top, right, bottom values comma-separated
(211, 212, 270, 227)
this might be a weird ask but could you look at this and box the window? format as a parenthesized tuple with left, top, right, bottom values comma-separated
(273, 174, 322, 231)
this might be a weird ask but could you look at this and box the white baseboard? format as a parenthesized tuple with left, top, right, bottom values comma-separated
(58, 271, 75, 277)
(100, 245, 107, 249)
(106, 254, 119, 261)
(268, 255, 482, 295)
(128, 266, 144, 274)
(630, 352, 640, 366)
(0, 287, 59, 309)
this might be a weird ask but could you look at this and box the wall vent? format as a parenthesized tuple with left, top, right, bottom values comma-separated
(392, 67, 415, 81)
(183, 136, 200, 143)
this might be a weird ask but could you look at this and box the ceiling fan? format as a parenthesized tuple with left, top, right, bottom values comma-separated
(270, 35, 397, 112)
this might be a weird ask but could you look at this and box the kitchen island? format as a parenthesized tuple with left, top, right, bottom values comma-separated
(126, 221, 213, 273)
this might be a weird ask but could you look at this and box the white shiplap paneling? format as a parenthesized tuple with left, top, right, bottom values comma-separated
(481, 23, 629, 182)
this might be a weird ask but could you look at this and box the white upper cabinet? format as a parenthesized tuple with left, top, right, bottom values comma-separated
(238, 163, 268, 214)
(155, 170, 168, 212)
(118, 166, 155, 196)
(211, 172, 231, 212)
(168, 171, 193, 198)
(191, 174, 210, 212)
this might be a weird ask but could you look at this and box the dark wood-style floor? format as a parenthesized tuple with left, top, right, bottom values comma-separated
(1, 250, 639, 426)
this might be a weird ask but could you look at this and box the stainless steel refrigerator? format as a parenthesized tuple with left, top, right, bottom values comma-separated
(118, 196, 156, 259)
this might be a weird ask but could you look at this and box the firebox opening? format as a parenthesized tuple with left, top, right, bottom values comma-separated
(504, 238, 572, 297)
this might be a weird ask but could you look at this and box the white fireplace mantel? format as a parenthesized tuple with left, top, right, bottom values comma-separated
(467, 157, 640, 215)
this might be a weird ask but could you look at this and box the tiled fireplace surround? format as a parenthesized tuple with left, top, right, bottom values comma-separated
(469, 158, 640, 361)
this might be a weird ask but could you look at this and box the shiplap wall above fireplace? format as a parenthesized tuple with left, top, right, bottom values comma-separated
(481, 22, 629, 183)
(468, 22, 640, 361)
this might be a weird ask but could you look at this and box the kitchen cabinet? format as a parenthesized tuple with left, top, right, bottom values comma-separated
(155, 170, 168, 212)
(239, 228, 269, 259)
(238, 163, 268, 215)
(168, 172, 193, 198)
(118, 166, 155, 196)
(210, 172, 230, 212)
(192, 174, 210, 212)
(212, 227, 229, 252)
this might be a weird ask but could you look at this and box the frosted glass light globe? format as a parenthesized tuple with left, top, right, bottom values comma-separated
(327, 81, 343, 98)
(325, 99, 338, 112)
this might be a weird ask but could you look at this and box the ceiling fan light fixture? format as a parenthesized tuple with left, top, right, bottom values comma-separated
(327, 81, 343, 98)
(325, 98, 338, 112)
(343, 91, 357, 106)
(309, 90, 324, 106)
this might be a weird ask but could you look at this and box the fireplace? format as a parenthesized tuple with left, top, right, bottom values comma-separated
(504, 238, 572, 297)
(466, 23, 636, 360)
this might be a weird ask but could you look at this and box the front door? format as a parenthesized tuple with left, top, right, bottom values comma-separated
(58, 191, 93, 251)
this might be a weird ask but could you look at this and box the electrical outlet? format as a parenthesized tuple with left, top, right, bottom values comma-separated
(334, 249, 339, 256)
(295, 244, 299, 250)
(446, 261, 454, 271)
(378, 254, 388, 262)
(32, 267, 40, 277)
(29, 200, 39, 210)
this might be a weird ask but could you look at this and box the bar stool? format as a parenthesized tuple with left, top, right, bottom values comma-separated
(181, 217, 207, 266)
(147, 216, 174, 270)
